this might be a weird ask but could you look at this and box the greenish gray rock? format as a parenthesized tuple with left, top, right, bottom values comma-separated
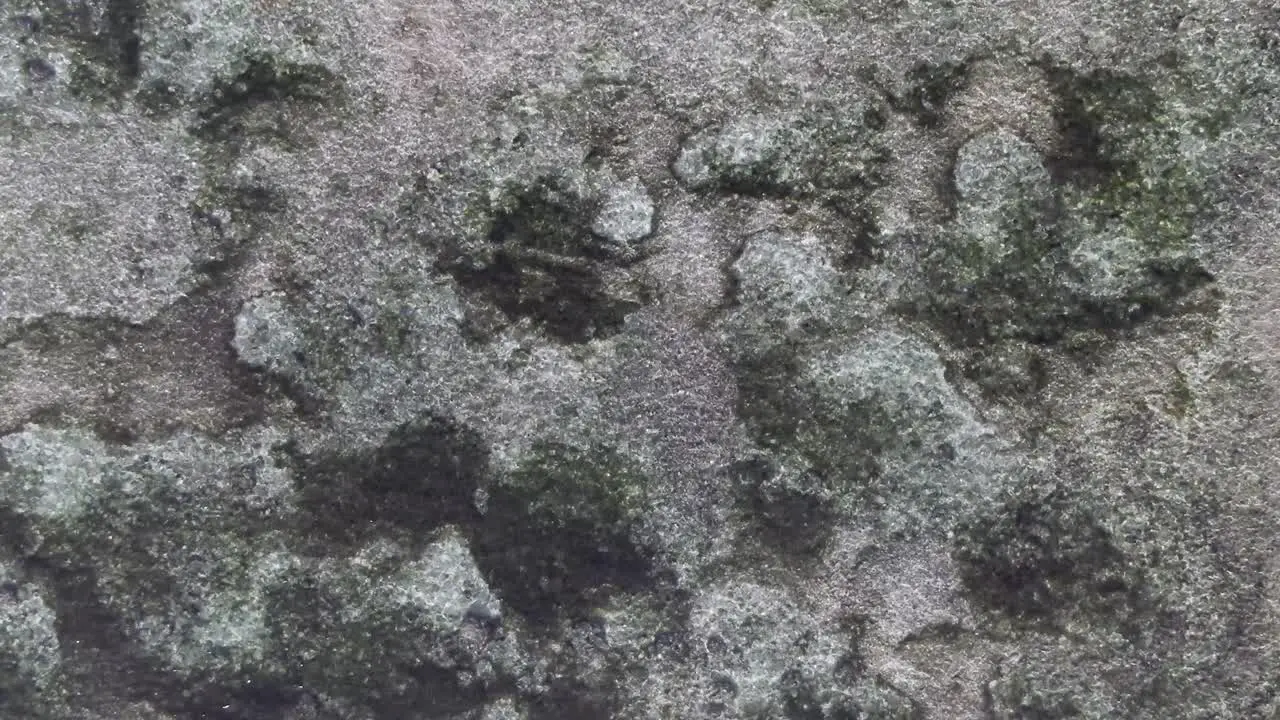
(673, 106, 887, 198)
(0, 561, 66, 719)
(590, 177, 656, 256)
(1, 0, 1279, 717)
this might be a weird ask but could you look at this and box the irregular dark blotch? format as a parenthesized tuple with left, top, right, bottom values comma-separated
(263, 577, 491, 717)
(825, 198, 884, 270)
(778, 669, 830, 720)
(292, 414, 487, 552)
(730, 455, 836, 556)
(21, 58, 56, 82)
(440, 178, 648, 344)
(1038, 61, 1159, 188)
(731, 345, 809, 450)
(62, 0, 145, 100)
(135, 79, 184, 117)
(105, 0, 142, 81)
(952, 487, 1142, 621)
(13, 14, 40, 37)
(912, 251, 1215, 350)
(486, 181, 598, 258)
(468, 443, 658, 628)
(893, 59, 970, 128)
(194, 54, 341, 145)
(446, 250, 640, 344)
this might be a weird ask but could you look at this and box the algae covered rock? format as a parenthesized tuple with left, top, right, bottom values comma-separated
(914, 63, 1220, 352)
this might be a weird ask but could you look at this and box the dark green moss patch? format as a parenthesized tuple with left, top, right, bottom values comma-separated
(470, 442, 657, 627)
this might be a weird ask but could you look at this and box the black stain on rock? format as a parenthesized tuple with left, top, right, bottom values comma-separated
(291, 413, 487, 552)
(439, 177, 649, 345)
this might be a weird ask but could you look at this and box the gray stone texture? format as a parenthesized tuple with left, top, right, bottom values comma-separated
(1, 0, 1280, 718)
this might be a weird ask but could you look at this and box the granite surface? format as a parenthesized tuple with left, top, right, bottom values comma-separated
(2, 0, 1280, 718)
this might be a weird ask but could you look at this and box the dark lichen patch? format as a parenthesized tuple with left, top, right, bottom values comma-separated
(960, 341, 1049, 402)
(1039, 61, 1216, 257)
(825, 199, 885, 270)
(731, 345, 811, 451)
(952, 484, 1143, 624)
(134, 79, 185, 117)
(903, 61, 1221, 356)
(21, 57, 57, 83)
(445, 249, 643, 344)
(731, 344, 917, 532)
(890, 60, 970, 128)
(1165, 368, 1194, 419)
(193, 54, 343, 148)
(470, 442, 657, 628)
(291, 414, 487, 553)
(7, 560, 151, 718)
(1040, 63, 1162, 188)
(486, 178, 602, 258)
(729, 455, 837, 557)
(41, 0, 145, 102)
(263, 572, 492, 718)
(439, 177, 651, 344)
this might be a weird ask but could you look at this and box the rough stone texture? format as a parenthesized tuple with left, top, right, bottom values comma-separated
(2, 0, 1280, 718)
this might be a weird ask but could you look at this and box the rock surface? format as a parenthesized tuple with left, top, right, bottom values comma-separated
(2, 1, 1280, 718)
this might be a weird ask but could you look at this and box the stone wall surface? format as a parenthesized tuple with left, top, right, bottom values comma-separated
(2, 0, 1280, 718)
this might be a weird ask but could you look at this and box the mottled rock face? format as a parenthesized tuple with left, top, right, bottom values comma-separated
(1, 0, 1278, 718)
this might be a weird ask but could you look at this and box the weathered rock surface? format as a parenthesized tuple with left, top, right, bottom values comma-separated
(2, 0, 1280, 718)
